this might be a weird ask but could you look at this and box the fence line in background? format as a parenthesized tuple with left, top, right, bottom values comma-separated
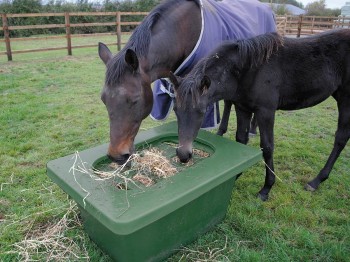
(277, 15, 349, 37)
(0, 13, 349, 61)
(0, 12, 148, 61)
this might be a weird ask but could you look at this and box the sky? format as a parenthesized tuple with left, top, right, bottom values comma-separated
(298, 0, 346, 9)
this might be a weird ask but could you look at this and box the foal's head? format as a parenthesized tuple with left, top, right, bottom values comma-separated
(171, 50, 239, 162)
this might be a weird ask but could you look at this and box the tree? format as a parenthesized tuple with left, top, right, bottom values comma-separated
(11, 0, 42, 13)
(260, 0, 304, 9)
(305, 0, 341, 16)
(305, 0, 326, 15)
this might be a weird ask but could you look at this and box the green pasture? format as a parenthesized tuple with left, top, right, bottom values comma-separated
(0, 36, 349, 261)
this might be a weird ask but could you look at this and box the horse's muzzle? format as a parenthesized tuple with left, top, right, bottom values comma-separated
(108, 153, 131, 166)
(176, 148, 192, 163)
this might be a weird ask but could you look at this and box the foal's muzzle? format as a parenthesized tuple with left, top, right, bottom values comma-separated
(176, 148, 192, 163)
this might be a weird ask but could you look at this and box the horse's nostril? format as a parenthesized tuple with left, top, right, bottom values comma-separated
(122, 154, 131, 161)
(107, 153, 131, 165)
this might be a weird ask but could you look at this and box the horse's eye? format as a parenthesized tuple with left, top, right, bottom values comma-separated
(126, 97, 138, 106)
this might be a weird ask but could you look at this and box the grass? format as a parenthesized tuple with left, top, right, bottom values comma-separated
(0, 36, 349, 261)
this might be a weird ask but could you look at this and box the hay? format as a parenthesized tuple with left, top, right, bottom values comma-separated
(132, 147, 178, 179)
(104, 146, 210, 185)
(193, 148, 210, 158)
(98, 146, 210, 186)
(69, 145, 210, 209)
(1, 173, 14, 191)
(171, 148, 210, 167)
(179, 236, 233, 262)
(5, 201, 89, 261)
(93, 147, 179, 187)
(132, 174, 154, 187)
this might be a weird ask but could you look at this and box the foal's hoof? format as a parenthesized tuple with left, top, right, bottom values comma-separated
(304, 183, 316, 192)
(257, 193, 269, 201)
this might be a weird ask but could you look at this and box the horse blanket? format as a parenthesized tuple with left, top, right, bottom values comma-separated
(150, 0, 277, 128)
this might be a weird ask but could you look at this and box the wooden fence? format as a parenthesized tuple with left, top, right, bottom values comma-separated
(276, 15, 349, 37)
(1, 12, 350, 61)
(0, 12, 148, 61)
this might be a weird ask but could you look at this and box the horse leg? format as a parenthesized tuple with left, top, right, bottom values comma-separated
(235, 106, 253, 144)
(234, 107, 253, 180)
(305, 100, 350, 191)
(249, 114, 258, 136)
(217, 100, 232, 136)
(255, 110, 276, 201)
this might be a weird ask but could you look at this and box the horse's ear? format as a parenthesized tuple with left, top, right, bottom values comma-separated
(98, 42, 112, 65)
(200, 75, 211, 95)
(125, 49, 139, 71)
(168, 71, 182, 91)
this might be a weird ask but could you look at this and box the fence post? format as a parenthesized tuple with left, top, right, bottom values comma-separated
(297, 15, 303, 38)
(116, 12, 121, 51)
(65, 12, 72, 56)
(2, 14, 12, 61)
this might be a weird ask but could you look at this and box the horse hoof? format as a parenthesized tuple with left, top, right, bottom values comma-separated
(257, 193, 268, 201)
(304, 183, 316, 192)
(249, 132, 257, 137)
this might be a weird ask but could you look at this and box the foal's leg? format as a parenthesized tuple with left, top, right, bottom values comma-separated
(255, 110, 276, 201)
(234, 107, 253, 181)
(217, 100, 232, 136)
(235, 106, 253, 144)
(306, 100, 350, 191)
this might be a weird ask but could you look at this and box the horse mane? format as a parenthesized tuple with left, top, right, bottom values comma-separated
(177, 33, 284, 107)
(105, 0, 200, 86)
(235, 32, 284, 69)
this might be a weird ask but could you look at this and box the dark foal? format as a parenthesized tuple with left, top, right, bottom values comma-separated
(172, 30, 350, 201)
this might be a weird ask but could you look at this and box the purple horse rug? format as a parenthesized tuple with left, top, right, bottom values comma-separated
(150, 0, 277, 128)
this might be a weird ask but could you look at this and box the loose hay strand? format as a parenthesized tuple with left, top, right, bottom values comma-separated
(179, 236, 232, 262)
(69, 151, 142, 217)
(1, 173, 14, 191)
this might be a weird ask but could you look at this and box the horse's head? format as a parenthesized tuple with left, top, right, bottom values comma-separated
(170, 72, 212, 163)
(99, 43, 153, 165)
(171, 51, 240, 163)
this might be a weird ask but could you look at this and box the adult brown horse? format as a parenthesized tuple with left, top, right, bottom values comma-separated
(98, 0, 275, 164)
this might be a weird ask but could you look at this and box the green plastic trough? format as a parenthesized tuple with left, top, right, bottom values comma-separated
(47, 121, 262, 262)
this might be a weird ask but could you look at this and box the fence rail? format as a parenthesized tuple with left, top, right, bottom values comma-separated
(0, 13, 349, 61)
(276, 15, 349, 37)
(0, 11, 148, 61)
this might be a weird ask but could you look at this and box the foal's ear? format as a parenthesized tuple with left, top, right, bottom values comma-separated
(200, 75, 211, 95)
(168, 71, 182, 90)
(98, 42, 112, 65)
(125, 49, 139, 71)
